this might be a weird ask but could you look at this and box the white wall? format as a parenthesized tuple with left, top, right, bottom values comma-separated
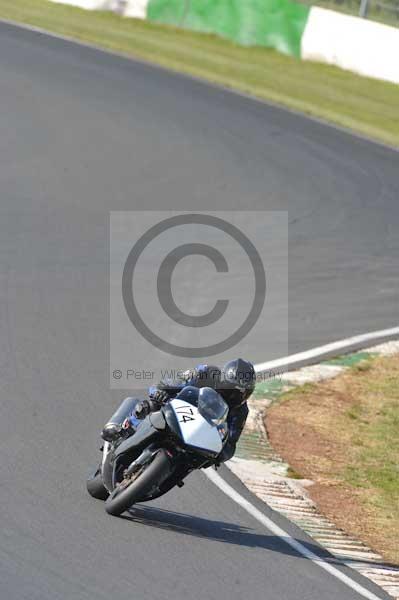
(302, 7, 399, 85)
(50, 0, 148, 17)
(51, 0, 111, 9)
(124, 0, 149, 19)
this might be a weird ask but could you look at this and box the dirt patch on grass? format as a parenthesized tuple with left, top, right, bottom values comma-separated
(266, 355, 399, 565)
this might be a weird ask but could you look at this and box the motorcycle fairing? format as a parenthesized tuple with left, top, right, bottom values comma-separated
(169, 399, 223, 455)
(114, 416, 160, 460)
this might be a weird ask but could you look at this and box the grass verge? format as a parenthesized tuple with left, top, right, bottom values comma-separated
(1, 0, 399, 147)
(267, 354, 399, 564)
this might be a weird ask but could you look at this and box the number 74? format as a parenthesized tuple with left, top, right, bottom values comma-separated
(175, 405, 196, 423)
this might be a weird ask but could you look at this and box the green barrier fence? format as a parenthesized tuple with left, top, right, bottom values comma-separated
(147, 0, 310, 57)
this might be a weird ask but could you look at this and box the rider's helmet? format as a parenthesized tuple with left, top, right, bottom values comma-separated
(220, 358, 256, 405)
(189, 364, 221, 389)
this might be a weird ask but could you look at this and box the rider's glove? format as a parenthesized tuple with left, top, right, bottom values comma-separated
(134, 400, 152, 419)
(152, 389, 169, 405)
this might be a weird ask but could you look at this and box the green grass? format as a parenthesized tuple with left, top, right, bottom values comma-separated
(270, 354, 399, 562)
(1, 0, 399, 146)
(353, 359, 373, 372)
(343, 396, 399, 506)
(325, 351, 375, 367)
(279, 382, 316, 400)
(253, 377, 289, 399)
(286, 465, 303, 479)
(345, 363, 399, 504)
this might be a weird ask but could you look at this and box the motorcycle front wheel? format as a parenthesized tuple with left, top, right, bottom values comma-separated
(105, 450, 171, 516)
(86, 465, 109, 500)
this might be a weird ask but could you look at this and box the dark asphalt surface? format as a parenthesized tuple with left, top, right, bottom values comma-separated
(0, 21, 398, 600)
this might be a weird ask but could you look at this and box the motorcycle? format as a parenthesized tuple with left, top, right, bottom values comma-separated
(86, 386, 229, 516)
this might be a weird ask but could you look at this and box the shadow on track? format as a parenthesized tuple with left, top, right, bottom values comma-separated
(119, 506, 363, 566)
(121, 506, 398, 572)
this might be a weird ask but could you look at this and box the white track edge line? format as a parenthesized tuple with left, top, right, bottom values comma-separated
(254, 326, 399, 373)
(204, 469, 385, 600)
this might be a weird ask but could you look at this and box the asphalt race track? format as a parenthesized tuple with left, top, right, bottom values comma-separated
(0, 21, 398, 600)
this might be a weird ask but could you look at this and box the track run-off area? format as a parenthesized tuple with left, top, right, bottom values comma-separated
(0, 21, 398, 600)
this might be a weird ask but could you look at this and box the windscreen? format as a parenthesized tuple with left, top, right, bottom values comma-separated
(175, 385, 199, 406)
(197, 387, 228, 426)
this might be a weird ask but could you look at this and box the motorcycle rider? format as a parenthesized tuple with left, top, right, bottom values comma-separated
(102, 359, 256, 464)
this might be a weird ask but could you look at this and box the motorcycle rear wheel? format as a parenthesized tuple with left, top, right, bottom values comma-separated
(105, 450, 170, 516)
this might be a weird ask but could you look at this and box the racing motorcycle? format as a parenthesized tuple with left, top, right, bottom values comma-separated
(86, 386, 229, 516)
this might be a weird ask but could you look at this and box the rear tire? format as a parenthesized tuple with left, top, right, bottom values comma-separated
(86, 466, 109, 501)
(105, 450, 171, 516)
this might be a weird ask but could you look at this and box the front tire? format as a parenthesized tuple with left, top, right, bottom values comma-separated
(105, 450, 171, 516)
(87, 465, 109, 500)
